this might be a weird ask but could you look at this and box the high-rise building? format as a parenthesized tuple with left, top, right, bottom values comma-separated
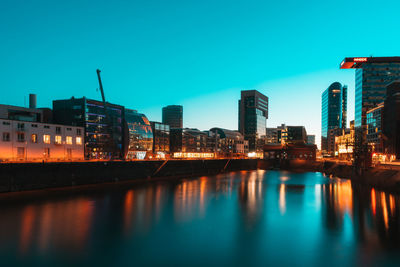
(384, 81, 400, 158)
(162, 105, 183, 128)
(321, 82, 347, 153)
(238, 90, 268, 152)
(340, 57, 400, 128)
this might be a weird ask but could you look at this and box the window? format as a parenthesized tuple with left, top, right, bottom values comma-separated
(17, 133, 25, 142)
(77, 128, 82, 135)
(55, 135, 62, 144)
(17, 147, 25, 159)
(44, 125, 50, 129)
(56, 127, 61, 134)
(2, 121, 10, 125)
(67, 128, 72, 131)
(2, 132, 10, 141)
(44, 148, 50, 158)
(76, 136, 82, 145)
(43, 135, 51, 144)
(66, 136, 72, 145)
(31, 124, 38, 128)
(17, 123, 24, 130)
(31, 134, 38, 143)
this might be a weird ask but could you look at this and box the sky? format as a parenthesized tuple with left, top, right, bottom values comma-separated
(1, 0, 400, 148)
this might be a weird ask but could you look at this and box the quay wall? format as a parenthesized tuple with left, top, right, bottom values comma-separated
(0, 159, 258, 193)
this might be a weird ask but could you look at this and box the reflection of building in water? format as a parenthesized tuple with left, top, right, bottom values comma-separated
(237, 171, 265, 226)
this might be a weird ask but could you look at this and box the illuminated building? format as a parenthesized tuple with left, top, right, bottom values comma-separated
(307, 135, 315, 145)
(53, 97, 124, 159)
(335, 120, 355, 160)
(209, 127, 248, 157)
(321, 82, 347, 154)
(327, 128, 342, 156)
(162, 105, 183, 129)
(366, 103, 384, 154)
(124, 109, 153, 160)
(266, 127, 279, 144)
(263, 143, 317, 160)
(0, 118, 84, 161)
(340, 57, 400, 128)
(238, 90, 268, 152)
(384, 81, 400, 158)
(151, 121, 170, 157)
(277, 124, 287, 144)
(170, 128, 214, 155)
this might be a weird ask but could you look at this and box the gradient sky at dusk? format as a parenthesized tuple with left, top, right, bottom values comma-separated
(1, 0, 400, 147)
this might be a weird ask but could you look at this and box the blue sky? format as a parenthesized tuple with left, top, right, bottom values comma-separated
(1, 0, 400, 147)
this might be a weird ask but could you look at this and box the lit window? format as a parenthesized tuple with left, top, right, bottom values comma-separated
(31, 134, 38, 143)
(43, 135, 51, 144)
(76, 136, 82, 145)
(55, 135, 62, 144)
(66, 136, 72, 145)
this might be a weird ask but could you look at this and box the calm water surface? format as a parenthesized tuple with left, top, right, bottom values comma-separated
(1, 170, 400, 266)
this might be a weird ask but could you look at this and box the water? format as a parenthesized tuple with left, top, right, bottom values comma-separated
(1, 170, 400, 266)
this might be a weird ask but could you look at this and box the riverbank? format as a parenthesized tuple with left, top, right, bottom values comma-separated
(0, 159, 258, 193)
(320, 161, 400, 193)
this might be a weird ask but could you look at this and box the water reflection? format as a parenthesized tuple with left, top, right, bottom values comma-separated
(1, 171, 400, 265)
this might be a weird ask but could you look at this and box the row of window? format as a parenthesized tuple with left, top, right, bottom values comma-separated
(2, 132, 82, 145)
(2, 122, 82, 135)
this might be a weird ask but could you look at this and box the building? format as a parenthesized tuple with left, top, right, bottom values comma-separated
(162, 105, 183, 128)
(263, 143, 317, 161)
(277, 124, 287, 144)
(124, 109, 153, 160)
(238, 90, 268, 152)
(151, 121, 170, 158)
(266, 127, 279, 144)
(209, 128, 248, 157)
(0, 118, 84, 161)
(170, 128, 214, 158)
(384, 81, 400, 159)
(327, 128, 343, 156)
(321, 82, 347, 153)
(340, 57, 400, 129)
(307, 135, 315, 145)
(286, 126, 307, 144)
(53, 97, 124, 159)
(336, 121, 355, 160)
(366, 103, 384, 154)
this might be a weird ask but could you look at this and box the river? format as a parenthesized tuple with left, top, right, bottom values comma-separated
(1, 170, 400, 266)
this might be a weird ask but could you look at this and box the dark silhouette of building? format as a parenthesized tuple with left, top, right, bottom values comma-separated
(366, 103, 384, 154)
(384, 81, 400, 158)
(162, 105, 183, 128)
(321, 82, 347, 154)
(53, 97, 124, 159)
(238, 90, 268, 152)
(286, 126, 307, 144)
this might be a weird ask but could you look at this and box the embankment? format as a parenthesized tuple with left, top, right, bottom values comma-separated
(0, 159, 258, 193)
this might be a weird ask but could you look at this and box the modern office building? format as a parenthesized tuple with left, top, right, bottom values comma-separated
(53, 97, 124, 159)
(366, 103, 384, 154)
(335, 120, 355, 160)
(0, 118, 84, 161)
(307, 135, 315, 145)
(209, 128, 248, 157)
(321, 82, 347, 153)
(238, 90, 268, 152)
(340, 57, 400, 128)
(124, 109, 153, 160)
(162, 105, 183, 128)
(266, 127, 279, 144)
(170, 128, 215, 158)
(286, 126, 307, 144)
(150, 121, 170, 158)
(384, 81, 400, 158)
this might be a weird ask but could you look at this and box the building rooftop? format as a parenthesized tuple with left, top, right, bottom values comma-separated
(340, 57, 400, 69)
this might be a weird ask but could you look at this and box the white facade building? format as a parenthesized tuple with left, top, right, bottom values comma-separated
(0, 119, 84, 161)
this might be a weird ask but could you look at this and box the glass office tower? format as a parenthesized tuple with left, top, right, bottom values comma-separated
(321, 82, 347, 153)
(162, 105, 183, 129)
(340, 57, 400, 128)
(238, 90, 268, 152)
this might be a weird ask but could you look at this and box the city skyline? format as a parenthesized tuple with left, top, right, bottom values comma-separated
(2, 0, 400, 148)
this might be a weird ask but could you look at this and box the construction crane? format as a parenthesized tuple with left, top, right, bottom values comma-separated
(96, 69, 118, 159)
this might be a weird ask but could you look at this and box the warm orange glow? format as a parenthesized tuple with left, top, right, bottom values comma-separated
(124, 190, 134, 235)
(381, 192, 389, 230)
(389, 194, 396, 215)
(371, 188, 376, 215)
(279, 184, 286, 215)
(20, 206, 35, 254)
(336, 180, 353, 215)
